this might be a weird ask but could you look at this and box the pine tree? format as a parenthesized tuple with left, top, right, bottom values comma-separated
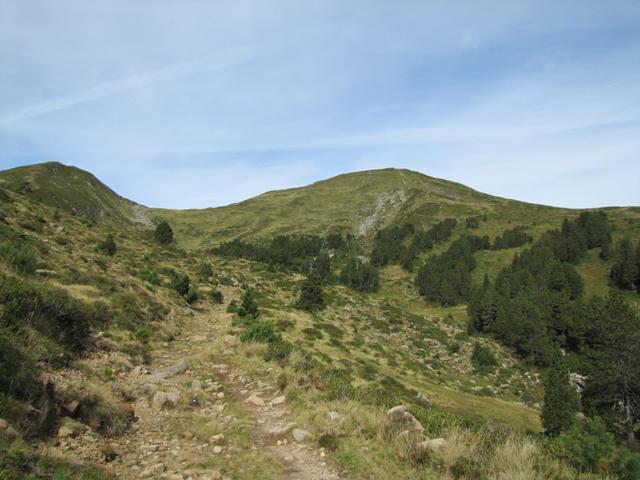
(297, 274, 325, 312)
(238, 287, 259, 318)
(97, 233, 117, 256)
(154, 220, 174, 245)
(611, 238, 639, 290)
(584, 292, 640, 446)
(542, 351, 580, 435)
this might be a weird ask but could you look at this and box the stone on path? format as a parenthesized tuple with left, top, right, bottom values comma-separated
(151, 359, 190, 381)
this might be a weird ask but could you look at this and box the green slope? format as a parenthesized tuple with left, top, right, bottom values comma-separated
(0, 161, 145, 229)
(153, 168, 568, 249)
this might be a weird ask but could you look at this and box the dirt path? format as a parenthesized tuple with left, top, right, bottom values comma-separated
(212, 363, 339, 480)
(54, 311, 340, 480)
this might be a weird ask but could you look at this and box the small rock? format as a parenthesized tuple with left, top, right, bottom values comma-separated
(192, 380, 202, 390)
(213, 446, 223, 454)
(416, 391, 430, 407)
(210, 434, 225, 444)
(419, 438, 447, 451)
(292, 428, 311, 442)
(271, 395, 286, 405)
(217, 392, 225, 399)
(327, 411, 341, 421)
(246, 395, 265, 407)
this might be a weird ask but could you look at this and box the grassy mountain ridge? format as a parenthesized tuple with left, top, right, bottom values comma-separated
(0, 162, 145, 229)
(153, 167, 570, 249)
(1, 161, 640, 479)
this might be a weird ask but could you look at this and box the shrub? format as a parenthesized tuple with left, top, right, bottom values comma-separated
(555, 416, 615, 472)
(240, 321, 281, 344)
(197, 262, 213, 280)
(613, 447, 640, 480)
(470, 342, 497, 374)
(210, 289, 224, 304)
(97, 234, 117, 256)
(263, 340, 293, 362)
(318, 433, 339, 451)
(226, 299, 238, 313)
(185, 285, 199, 304)
(154, 221, 173, 245)
(237, 288, 259, 318)
(133, 327, 151, 345)
(296, 274, 325, 312)
(170, 273, 190, 297)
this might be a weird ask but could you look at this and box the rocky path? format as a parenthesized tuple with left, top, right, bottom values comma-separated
(211, 363, 339, 480)
(53, 311, 340, 480)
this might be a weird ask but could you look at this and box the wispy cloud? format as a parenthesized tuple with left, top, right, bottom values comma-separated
(0, 47, 259, 125)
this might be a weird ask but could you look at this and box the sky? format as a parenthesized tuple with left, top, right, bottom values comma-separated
(1, 1, 639, 209)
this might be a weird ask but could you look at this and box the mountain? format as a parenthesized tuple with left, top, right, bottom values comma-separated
(0, 161, 145, 228)
(153, 168, 566, 249)
(1, 161, 640, 479)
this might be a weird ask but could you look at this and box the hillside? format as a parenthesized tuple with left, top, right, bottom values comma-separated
(153, 168, 570, 249)
(0, 162, 146, 229)
(1, 162, 639, 480)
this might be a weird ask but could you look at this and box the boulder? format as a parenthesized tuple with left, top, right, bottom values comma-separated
(386, 405, 424, 433)
(152, 391, 180, 410)
(151, 359, 190, 381)
(419, 437, 447, 451)
(292, 428, 311, 442)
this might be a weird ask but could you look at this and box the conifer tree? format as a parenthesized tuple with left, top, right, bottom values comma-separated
(154, 220, 174, 245)
(297, 273, 325, 312)
(542, 351, 580, 435)
(97, 233, 117, 256)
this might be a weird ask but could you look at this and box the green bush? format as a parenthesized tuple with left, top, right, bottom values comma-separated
(210, 289, 224, 304)
(263, 340, 293, 362)
(197, 262, 213, 280)
(555, 416, 615, 472)
(185, 285, 199, 304)
(170, 273, 190, 297)
(470, 342, 497, 374)
(240, 321, 281, 344)
(237, 288, 259, 318)
(226, 299, 238, 313)
(613, 447, 640, 480)
(97, 234, 116, 256)
(154, 221, 173, 245)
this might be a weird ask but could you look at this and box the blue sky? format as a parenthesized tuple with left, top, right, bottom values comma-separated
(1, 1, 639, 209)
